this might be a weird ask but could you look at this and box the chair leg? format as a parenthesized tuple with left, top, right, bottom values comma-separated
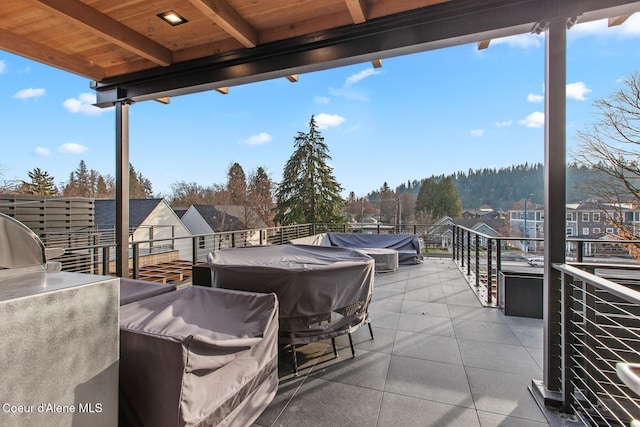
(331, 337, 338, 356)
(348, 333, 355, 358)
(291, 343, 298, 376)
(368, 321, 374, 340)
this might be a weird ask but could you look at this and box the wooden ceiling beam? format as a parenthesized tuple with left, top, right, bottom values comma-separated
(188, 0, 258, 48)
(608, 13, 632, 26)
(477, 40, 491, 49)
(345, 0, 368, 24)
(33, 0, 173, 66)
(0, 27, 105, 80)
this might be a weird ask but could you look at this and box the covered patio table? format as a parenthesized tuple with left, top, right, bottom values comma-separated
(207, 244, 375, 372)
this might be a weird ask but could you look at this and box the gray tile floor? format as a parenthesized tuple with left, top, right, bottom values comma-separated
(254, 258, 549, 427)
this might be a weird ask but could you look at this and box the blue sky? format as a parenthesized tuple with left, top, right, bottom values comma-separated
(1, 16, 640, 198)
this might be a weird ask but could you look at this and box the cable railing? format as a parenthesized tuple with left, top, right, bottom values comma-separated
(451, 224, 640, 306)
(555, 263, 640, 426)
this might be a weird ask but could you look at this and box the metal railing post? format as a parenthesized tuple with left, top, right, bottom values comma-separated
(102, 246, 110, 276)
(487, 238, 493, 305)
(560, 270, 577, 415)
(192, 236, 198, 265)
(466, 230, 471, 276)
(132, 242, 139, 279)
(474, 234, 480, 287)
(576, 240, 584, 262)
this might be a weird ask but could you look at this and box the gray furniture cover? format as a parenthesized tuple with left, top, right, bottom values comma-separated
(119, 277, 176, 305)
(119, 286, 279, 427)
(292, 232, 423, 265)
(207, 244, 375, 344)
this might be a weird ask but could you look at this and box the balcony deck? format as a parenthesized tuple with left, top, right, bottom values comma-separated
(254, 258, 550, 427)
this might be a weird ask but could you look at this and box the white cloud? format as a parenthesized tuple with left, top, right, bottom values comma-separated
(62, 93, 105, 115)
(344, 68, 381, 87)
(492, 33, 543, 49)
(328, 87, 369, 102)
(315, 113, 346, 129)
(566, 81, 591, 101)
(470, 129, 484, 137)
(13, 87, 45, 100)
(58, 142, 88, 154)
(314, 96, 330, 104)
(570, 15, 640, 40)
(496, 120, 513, 127)
(527, 93, 544, 102)
(519, 111, 545, 128)
(243, 132, 272, 146)
(0, 60, 6, 74)
(34, 147, 50, 156)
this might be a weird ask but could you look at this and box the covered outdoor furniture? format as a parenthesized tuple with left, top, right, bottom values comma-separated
(119, 286, 279, 427)
(291, 232, 423, 266)
(119, 277, 175, 305)
(206, 244, 375, 373)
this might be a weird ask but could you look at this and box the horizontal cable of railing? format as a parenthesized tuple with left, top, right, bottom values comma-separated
(554, 263, 640, 426)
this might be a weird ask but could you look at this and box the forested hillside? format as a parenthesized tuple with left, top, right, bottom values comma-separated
(369, 163, 600, 210)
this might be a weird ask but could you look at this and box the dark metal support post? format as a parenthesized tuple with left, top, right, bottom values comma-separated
(543, 18, 567, 400)
(115, 101, 130, 278)
(487, 239, 493, 305)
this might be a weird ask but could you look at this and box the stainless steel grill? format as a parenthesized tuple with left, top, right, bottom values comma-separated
(0, 212, 119, 426)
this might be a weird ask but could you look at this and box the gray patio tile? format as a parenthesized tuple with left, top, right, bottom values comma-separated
(477, 410, 550, 427)
(458, 339, 542, 377)
(392, 331, 463, 365)
(370, 298, 404, 313)
(505, 316, 544, 349)
(310, 349, 391, 391)
(445, 291, 483, 306)
(401, 300, 450, 318)
(403, 286, 447, 303)
(466, 367, 548, 423)
(378, 393, 481, 427)
(397, 312, 455, 336)
(372, 287, 406, 301)
(257, 376, 383, 427)
(448, 305, 507, 324)
(453, 320, 522, 345)
(384, 356, 474, 408)
(349, 326, 396, 353)
(369, 310, 400, 330)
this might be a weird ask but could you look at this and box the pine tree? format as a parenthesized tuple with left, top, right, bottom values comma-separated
(23, 168, 58, 195)
(227, 162, 247, 205)
(248, 166, 274, 226)
(274, 115, 346, 225)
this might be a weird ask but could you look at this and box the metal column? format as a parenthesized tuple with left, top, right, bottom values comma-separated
(115, 101, 130, 278)
(543, 18, 567, 398)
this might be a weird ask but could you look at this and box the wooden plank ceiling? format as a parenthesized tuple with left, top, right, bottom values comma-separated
(3, 0, 640, 106)
(0, 0, 449, 82)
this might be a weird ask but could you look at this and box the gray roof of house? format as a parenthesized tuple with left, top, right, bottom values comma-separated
(94, 199, 163, 229)
(192, 205, 244, 232)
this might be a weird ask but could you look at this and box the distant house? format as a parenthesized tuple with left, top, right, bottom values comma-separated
(95, 198, 192, 260)
(430, 216, 506, 250)
(179, 205, 265, 258)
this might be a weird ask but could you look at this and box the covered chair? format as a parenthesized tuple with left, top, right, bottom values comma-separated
(207, 244, 375, 374)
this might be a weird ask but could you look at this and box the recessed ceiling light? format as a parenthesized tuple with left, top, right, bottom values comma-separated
(157, 11, 188, 26)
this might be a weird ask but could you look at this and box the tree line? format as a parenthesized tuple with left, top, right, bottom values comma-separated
(3, 71, 640, 229)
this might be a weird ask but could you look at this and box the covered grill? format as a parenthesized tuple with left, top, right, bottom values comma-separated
(0, 213, 119, 426)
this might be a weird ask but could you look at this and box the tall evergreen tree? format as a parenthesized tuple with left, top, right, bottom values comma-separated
(227, 162, 247, 205)
(248, 166, 274, 226)
(129, 164, 153, 198)
(433, 176, 462, 218)
(22, 168, 58, 195)
(415, 178, 437, 217)
(274, 115, 346, 225)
